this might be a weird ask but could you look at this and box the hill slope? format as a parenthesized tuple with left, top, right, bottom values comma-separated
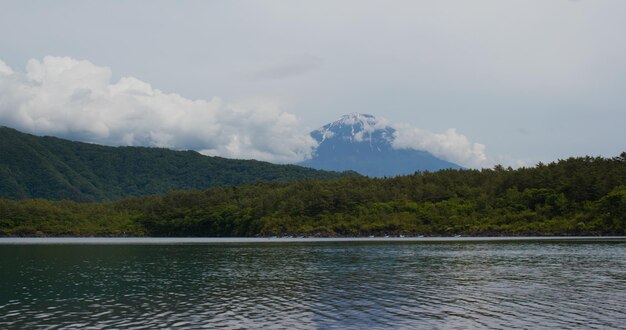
(298, 113, 461, 177)
(0, 126, 354, 201)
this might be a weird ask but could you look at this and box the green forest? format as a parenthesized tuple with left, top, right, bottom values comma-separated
(1, 154, 624, 237)
(0, 126, 353, 201)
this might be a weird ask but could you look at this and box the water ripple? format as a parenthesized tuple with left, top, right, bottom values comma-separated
(1, 242, 625, 329)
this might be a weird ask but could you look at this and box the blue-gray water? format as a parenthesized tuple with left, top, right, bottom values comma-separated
(1, 238, 625, 329)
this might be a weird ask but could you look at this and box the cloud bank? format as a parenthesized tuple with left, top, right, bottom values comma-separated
(392, 125, 487, 167)
(0, 56, 316, 163)
(0, 56, 487, 167)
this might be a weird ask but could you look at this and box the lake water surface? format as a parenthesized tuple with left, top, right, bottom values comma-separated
(1, 237, 625, 329)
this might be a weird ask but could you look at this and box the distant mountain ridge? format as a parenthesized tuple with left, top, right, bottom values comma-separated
(298, 113, 461, 177)
(0, 126, 355, 201)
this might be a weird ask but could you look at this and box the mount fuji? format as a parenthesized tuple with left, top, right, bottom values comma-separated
(298, 113, 461, 177)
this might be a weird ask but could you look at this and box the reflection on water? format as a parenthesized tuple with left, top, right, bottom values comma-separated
(1, 241, 625, 328)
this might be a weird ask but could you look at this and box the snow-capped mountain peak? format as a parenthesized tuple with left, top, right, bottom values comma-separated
(300, 113, 461, 177)
(336, 112, 377, 125)
(313, 113, 394, 146)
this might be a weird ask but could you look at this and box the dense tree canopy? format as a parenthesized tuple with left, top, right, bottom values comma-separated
(1, 154, 624, 237)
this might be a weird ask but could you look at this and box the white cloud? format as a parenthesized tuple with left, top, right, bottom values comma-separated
(0, 57, 491, 167)
(0, 61, 13, 75)
(392, 124, 487, 167)
(0, 56, 316, 163)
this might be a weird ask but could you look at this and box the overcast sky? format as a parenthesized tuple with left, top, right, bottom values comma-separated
(1, 0, 625, 167)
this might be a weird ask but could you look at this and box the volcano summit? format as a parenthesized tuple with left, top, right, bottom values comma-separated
(298, 113, 461, 177)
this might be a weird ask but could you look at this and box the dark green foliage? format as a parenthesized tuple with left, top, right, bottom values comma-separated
(0, 153, 624, 237)
(0, 126, 355, 201)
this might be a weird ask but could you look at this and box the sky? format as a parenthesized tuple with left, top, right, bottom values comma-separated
(1, 0, 625, 167)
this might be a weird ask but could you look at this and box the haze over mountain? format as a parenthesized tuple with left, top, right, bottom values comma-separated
(299, 113, 461, 177)
(0, 126, 354, 202)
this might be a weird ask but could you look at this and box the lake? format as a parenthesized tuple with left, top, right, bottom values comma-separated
(1, 237, 625, 329)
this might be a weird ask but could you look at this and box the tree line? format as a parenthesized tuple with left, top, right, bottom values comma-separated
(1, 154, 624, 237)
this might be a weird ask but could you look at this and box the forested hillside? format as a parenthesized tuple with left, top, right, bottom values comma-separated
(0, 126, 354, 201)
(1, 154, 624, 237)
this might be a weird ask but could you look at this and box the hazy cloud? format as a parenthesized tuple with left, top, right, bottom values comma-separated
(0, 61, 13, 75)
(246, 55, 323, 81)
(0, 56, 317, 163)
